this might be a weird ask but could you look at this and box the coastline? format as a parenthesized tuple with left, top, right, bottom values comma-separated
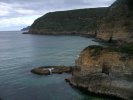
(23, 0, 133, 99)
(22, 31, 96, 38)
(28, 35, 133, 100)
(22, 31, 127, 45)
(66, 78, 126, 100)
(67, 45, 133, 100)
(27, 31, 133, 100)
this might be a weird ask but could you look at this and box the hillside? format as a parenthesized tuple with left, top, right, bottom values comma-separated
(28, 0, 133, 43)
(29, 8, 108, 36)
(97, 0, 133, 43)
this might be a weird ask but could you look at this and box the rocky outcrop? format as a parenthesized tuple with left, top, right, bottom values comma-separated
(97, 0, 133, 43)
(31, 66, 73, 75)
(68, 45, 133, 100)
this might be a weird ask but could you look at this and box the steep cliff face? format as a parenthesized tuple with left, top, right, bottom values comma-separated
(75, 45, 133, 76)
(68, 45, 133, 100)
(97, 0, 133, 43)
(29, 8, 107, 36)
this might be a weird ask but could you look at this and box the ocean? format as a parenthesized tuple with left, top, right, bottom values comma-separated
(0, 31, 110, 100)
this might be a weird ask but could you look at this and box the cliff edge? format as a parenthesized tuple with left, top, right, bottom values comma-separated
(68, 45, 133, 100)
(97, 0, 133, 43)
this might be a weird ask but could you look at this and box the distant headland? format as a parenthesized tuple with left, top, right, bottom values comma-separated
(24, 0, 133, 44)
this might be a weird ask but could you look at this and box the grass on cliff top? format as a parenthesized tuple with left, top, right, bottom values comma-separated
(83, 44, 133, 55)
(31, 7, 107, 32)
(83, 45, 103, 57)
(118, 44, 133, 55)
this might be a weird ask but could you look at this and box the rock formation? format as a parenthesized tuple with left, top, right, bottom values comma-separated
(31, 66, 73, 75)
(97, 0, 133, 43)
(67, 45, 133, 100)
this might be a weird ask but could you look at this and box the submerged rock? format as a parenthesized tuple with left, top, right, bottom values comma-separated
(67, 45, 133, 100)
(31, 66, 73, 75)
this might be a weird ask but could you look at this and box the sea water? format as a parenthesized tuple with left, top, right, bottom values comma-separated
(0, 31, 111, 100)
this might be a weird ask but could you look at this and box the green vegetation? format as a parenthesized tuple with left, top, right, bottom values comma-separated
(30, 8, 107, 32)
(83, 45, 103, 52)
(83, 45, 103, 57)
(29, 0, 132, 47)
(105, 44, 133, 55)
(83, 44, 133, 56)
(118, 44, 133, 55)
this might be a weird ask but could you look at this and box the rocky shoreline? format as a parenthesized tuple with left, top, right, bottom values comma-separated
(23, 0, 133, 44)
(30, 45, 133, 100)
(66, 79, 125, 100)
(66, 74, 133, 100)
(66, 45, 133, 100)
(22, 31, 96, 38)
(31, 44, 133, 100)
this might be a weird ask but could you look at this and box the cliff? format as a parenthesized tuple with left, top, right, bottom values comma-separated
(68, 45, 133, 100)
(97, 0, 133, 43)
(27, 0, 133, 43)
(29, 8, 107, 36)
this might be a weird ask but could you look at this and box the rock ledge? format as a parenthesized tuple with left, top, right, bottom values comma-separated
(31, 66, 73, 75)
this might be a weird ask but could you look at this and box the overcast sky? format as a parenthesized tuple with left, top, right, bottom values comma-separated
(0, 0, 116, 31)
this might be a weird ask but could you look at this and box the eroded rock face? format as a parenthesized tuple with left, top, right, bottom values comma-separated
(68, 45, 133, 100)
(97, 0, 133, 43)
(75, 45, 133, 76)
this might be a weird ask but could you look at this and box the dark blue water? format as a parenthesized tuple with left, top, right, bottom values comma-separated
(0, 31, 108, 100)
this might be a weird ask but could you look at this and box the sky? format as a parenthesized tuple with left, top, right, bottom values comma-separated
(0, 0, 116, 31)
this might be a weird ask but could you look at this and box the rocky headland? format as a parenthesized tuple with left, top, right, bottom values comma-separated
(24, 0, 132, 44)
(97, 0, 133, 44)
(27, 7, 107, 37)
(67, 45, 133, 100)
(31, 44, 133, 99)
